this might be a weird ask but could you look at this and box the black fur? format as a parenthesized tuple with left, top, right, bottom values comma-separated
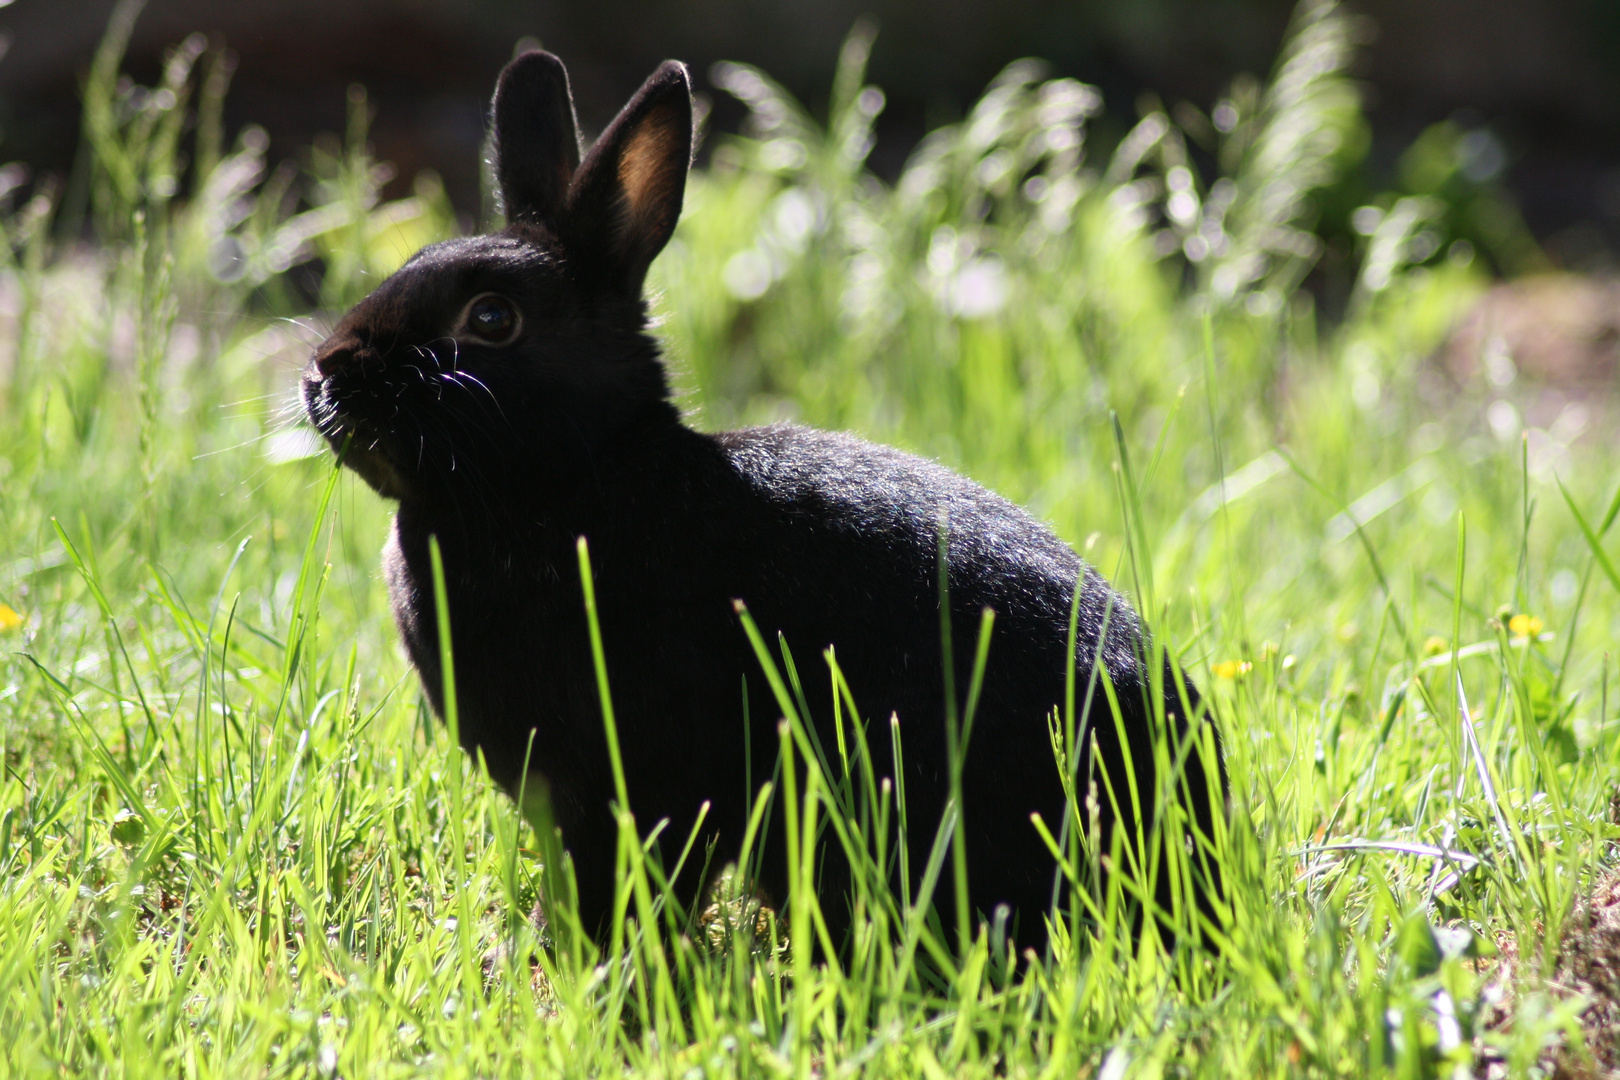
(301, 50, 1225, 951)
(492, 51, 582, 228)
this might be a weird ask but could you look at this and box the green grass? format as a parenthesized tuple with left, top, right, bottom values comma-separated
(1, 0, 1616, 1074)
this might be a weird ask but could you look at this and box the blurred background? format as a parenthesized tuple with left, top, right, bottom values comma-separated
(1, 0, 1618, 269)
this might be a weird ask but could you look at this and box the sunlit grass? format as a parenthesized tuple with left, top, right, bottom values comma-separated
(0, 0, 1616, 1075)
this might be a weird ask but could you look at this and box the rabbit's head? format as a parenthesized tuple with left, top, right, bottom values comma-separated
(301, 52, 693, 505)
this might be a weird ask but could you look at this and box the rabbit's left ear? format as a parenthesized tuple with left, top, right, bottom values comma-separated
(563, 61, 693, 297)
(492, 50, 583, 227)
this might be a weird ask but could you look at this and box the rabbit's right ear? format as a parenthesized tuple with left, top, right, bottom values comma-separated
(562, 61, 692, 298)
(492, 50, 583, 227)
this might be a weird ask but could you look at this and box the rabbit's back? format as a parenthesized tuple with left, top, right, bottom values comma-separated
(706, 423, 1147, 737)
(708, 424, 1173, 935)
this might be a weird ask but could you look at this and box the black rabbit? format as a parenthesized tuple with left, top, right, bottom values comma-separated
(301, 50, 1225, 952)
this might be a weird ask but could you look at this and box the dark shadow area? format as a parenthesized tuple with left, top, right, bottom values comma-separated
(0, 0, 1616, 259)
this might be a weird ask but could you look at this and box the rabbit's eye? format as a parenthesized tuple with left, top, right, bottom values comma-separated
(460, 294, 520, 344)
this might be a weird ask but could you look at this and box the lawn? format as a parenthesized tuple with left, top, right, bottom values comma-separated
(0, 0, 1616, 1075)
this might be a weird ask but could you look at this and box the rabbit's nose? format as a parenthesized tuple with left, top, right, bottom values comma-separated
(313, 342, 360, 378)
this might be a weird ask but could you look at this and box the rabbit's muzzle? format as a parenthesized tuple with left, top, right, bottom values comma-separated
(300, 345, 413, 500)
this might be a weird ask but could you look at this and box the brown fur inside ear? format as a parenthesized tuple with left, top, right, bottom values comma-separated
(616, 100, 688, 243)
(561, 60, 692, 297)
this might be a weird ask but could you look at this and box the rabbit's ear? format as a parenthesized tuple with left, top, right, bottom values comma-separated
(492, 50, 583, 227)
(563, 60, 692, 297)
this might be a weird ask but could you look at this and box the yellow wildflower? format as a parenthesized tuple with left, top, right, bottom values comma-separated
(1508, 614, 1543, 638)
(0, 604, 24, 633)
(1213, 660, 1253, 679)
(1423, 636, 1448, 656)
